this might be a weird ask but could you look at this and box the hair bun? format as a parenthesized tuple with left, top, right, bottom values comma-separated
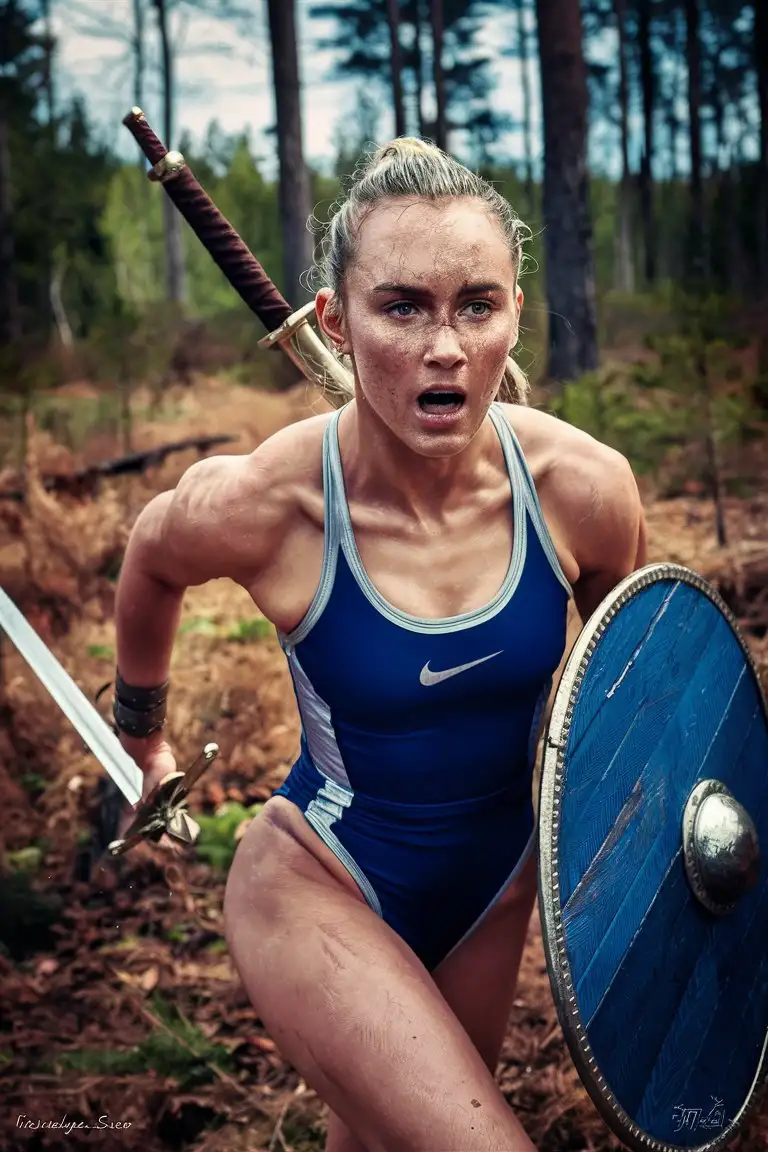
(370, 137, 441, 165)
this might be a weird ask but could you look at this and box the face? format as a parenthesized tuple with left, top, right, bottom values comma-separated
(316, 197, 523, 457)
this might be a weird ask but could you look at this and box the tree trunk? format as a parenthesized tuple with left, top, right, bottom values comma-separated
(133, 0, 145, 168)
(50, 261, 73, 348)
(266, 0, 314, 308)
(684, 0, 705, 284)
(514, 0, 534, 208)
(666, 60, 680, 181)
(696, 345, 727, 546)
(637, 0, 655, 284)
(430, 0, 446, 151)
(40, 0, 55, 125)
(412, 0, 427, 137)
(0, 109, 20, 346)
(152, 0, 186, 305)
(534, 0, 598, 383)
(386, 0, 407, 137)
(613, 0, 634, 293)
(755, 0, 768, 292)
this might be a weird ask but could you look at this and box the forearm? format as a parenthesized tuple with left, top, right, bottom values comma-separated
(114, 496, 186, 686)
(115, 565, 185, 685)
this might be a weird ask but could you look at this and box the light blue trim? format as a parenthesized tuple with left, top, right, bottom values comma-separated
(283, 646, 351, 789)
(279, 417, 341, 647)
(434, 822, 538, 968)
(328, 405, 528, 634)
(277, 642, 382, 916)
(494, 405, 573, 597)
(304, 778, 383, 917)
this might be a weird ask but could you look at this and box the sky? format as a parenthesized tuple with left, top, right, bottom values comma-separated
(49, 0, 543, 179)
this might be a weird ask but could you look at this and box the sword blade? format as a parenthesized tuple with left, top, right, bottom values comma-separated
(0, 587, 143, 806)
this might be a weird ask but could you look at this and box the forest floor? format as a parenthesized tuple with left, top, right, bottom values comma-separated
(0, 375, 766, 1152)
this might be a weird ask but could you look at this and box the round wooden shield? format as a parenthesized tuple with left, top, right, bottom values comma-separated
(539, 563, 768, 1151)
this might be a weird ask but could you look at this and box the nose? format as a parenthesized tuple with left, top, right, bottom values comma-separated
(423, 324, 467, 370)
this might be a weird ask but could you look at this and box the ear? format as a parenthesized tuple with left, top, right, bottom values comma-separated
(315, 288, 349, 353)
(510, 285, 524, 348)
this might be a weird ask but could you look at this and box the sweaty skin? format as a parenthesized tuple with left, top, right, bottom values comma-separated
(114, 196, 646, 1152)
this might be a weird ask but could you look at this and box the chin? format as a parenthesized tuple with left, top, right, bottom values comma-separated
(402, 406, 487, 458)
(360, 389, 494, 455)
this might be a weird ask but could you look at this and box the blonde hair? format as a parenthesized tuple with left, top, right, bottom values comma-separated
(309, 137, 531, 406)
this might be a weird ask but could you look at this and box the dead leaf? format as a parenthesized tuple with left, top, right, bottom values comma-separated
(35, 958, 59, 978)
(139, 966, 160, 992)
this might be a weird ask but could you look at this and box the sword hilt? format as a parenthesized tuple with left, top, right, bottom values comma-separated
(107, 742, 219, 856)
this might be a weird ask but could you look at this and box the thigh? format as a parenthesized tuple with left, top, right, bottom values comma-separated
(433, 845, 539, 1070)
(224, 799, 537, 1152)
(324, 848, 539, 1152)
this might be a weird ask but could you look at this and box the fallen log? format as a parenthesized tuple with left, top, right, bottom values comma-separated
(0, 433, 239, 502)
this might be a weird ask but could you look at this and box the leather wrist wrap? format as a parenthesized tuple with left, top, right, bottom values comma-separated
(112, 671, 169, 738)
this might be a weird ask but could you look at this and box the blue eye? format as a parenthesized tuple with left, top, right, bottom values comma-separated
(466, 301, 492, 316)
(386, 302, 417, 317)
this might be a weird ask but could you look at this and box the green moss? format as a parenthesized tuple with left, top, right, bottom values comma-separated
(225, 617, 273, 643)
(45, 995, 236, 1088)
(86, 644, 115, 660)
(195, 802, 263, 873)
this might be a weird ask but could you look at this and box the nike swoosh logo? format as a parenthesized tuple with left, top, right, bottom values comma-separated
(419, 651, 503, 686)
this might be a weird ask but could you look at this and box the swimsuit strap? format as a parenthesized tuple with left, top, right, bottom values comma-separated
(491, 403, 573, 596)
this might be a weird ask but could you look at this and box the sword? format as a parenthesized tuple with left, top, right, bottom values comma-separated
(0, 586, 218, 855)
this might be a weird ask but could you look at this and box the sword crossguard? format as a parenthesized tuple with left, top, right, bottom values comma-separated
(107, 742, 219, 856)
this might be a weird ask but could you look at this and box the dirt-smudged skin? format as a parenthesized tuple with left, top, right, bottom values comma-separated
(4, 123, 765, 1152)
(0, 376, 766, 1150)
(101, 119, 656, 1146)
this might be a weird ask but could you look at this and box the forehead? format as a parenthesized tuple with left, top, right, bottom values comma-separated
(349, 197, 515, 287)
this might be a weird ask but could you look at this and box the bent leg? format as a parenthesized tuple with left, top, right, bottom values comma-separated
(433, 845, 539, 1072)
(224, 802, 537, 1152)
(325, 847, 539, 1152)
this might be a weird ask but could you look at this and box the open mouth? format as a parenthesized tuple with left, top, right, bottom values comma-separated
(417, 390, 466, 415)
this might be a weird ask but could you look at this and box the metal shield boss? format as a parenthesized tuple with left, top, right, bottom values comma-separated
(538, 563, 768, 1151)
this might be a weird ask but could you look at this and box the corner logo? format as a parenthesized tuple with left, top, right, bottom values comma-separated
(419, 651, 503, 687)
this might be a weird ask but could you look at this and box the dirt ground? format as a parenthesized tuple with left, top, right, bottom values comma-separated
(0, 376, 766, 1152)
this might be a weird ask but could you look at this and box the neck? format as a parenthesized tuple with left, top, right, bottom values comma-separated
(337, 395, 497, 522)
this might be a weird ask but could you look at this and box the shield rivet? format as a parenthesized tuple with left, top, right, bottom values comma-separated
(682, 779, 761, 914)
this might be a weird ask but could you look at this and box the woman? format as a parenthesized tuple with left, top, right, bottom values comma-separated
(113, 139, 646, 1151)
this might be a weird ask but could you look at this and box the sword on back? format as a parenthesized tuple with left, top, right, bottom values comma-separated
(121, 107, 354, 400)
(0, 113, 351, 858)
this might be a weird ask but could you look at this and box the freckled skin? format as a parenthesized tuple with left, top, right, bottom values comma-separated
(316, 197, 523, 475)
(121, 189, 645, 1152)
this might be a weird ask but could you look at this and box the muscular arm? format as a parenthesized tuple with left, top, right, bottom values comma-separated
(115, 448, 288, 689)
(564, 448, 648, 625)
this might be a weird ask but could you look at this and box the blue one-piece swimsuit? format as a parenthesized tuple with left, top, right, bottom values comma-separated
(273, 402, 572, 972)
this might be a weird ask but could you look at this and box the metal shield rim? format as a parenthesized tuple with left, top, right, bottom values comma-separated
(538, 561, 768, 1152)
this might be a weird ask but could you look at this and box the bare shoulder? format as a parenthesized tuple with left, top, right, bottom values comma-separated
(499, 403, 647, 617)
(134, 412, 331, 589)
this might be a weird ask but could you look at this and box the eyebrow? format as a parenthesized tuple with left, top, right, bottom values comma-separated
(371, 281, 507, 296)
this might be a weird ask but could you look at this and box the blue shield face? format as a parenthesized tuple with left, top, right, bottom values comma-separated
(539, 564, 768, 1152)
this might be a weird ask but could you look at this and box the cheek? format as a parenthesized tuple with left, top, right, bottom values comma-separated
(350, 317, 422, 377)
(466, 320, 515, 366)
